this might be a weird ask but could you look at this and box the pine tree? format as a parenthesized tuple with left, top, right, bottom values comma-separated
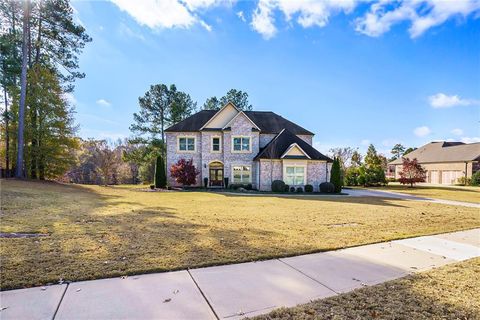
(1, 0, 91, 179)
(202, 89, 252, 111)
(364, 144, 381, 168)
(330, 157, 342, 193)
(24, 65, 78, 179)
(154, 155, 166, 188)
(130, 83, 195, 173)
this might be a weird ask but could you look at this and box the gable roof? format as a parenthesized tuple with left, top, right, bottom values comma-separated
(280, 143, 311, 159)
(200, 102, 240, 130)
(165, 109, 314, 135)
(165, 110, 217, 132)
(254, 129, 333, 162)
(389, 141, 480, 165)
(222, 111, 261, 131)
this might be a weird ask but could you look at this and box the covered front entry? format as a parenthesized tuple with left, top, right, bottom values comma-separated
(209, 161, 224, 186)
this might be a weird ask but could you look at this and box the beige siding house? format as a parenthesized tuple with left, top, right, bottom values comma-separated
(165, 102, 333, 191)
(389, 141, 480, 185)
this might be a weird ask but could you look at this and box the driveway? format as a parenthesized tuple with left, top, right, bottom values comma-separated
(344, 188, 480, 208)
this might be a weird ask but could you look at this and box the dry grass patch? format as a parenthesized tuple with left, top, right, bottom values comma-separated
(1, 179, 479, 289)
(253, 258, 480, 320)
(367, 183, 480, 203)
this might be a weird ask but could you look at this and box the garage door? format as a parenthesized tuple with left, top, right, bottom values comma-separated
(442, 171, 463, 185)
(430, 171, 439, 184)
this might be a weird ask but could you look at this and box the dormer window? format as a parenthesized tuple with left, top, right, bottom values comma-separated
(232, 136, 251, 153)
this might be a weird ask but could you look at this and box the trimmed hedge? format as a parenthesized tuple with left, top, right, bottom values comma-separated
(296, 187, 303, 193)
(304, 184, 313, 192)
(272, 180, 286, 192)
(229, 183, 253, 190)
(319, 182, 335, 193)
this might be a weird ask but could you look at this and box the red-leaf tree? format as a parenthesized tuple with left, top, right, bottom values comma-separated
(398, 157, 426, 187)
(170, 158, 199, 186)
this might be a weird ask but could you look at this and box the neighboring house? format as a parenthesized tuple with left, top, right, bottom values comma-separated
(389, 141, 480, 185)
(165, 102, 333, 191)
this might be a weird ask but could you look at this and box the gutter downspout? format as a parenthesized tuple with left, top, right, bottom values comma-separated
(465, 162, 468, 186)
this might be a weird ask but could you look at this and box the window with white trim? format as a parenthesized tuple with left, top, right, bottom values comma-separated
(232, 166, 251, 183)
(178, 137, 195, 151)
(232, 137, 250, 152)
(284, 166, 305, 185)
(212, 137, 221, 152)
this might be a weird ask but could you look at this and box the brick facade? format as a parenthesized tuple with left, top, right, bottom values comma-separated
(165, 111, 328, 190)
(166, 132, 202, 187)
(258, 159, 331, 191)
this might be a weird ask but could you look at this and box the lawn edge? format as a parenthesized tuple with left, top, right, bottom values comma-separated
(2, 226, 478, 291)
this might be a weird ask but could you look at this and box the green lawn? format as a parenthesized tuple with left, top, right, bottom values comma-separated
(253, 258, 480, 320)
(365, 183, 480, 203)
(1, 179, 479, 289)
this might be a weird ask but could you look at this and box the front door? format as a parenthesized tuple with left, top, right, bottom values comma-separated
(209, 162, 224, 186)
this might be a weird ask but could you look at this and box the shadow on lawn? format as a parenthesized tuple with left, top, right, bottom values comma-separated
(2, 181, 300, 289)
(216, 192, 409, 208)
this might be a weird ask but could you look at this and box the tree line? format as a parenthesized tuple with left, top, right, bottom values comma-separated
(329, 143, 415, 187)
(17, 86, 253, 185)
(0, 0, 90, 179)
(0, 77, 253, 184)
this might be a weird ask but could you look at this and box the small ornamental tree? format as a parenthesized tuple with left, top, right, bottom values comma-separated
(170, 158, 200, 186)
(398, 158, 426, 187)
(154, 156, 167, 188)
(330, 157, 343, 193)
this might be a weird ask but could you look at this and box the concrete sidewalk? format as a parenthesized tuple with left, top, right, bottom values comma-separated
(1, 229, 479, 320)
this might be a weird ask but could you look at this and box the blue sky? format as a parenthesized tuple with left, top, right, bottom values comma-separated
(71, 0, 480, 155)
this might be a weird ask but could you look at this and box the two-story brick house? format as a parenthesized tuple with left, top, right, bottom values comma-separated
(165, 102, 333, 191)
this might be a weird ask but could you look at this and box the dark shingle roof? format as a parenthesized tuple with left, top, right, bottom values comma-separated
(244, 111, 314, 135)
(165, 110, 217, 132)
(254, 129, 333, 162)
(165, 110, 314, 135)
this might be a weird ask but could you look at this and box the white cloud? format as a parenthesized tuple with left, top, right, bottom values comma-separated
(382, 139, 400, 147)
(110, 0, 229, 31)
(361, 139, 370, 146)
(109, 0, 480, 39)
(110, 0, 196, 29)
(237, 10, 246, 22)
(414, 126, 431, 137)
(251, 0, 277, 39)
(251, 0, 357, 39)
(355, 0, 480, 38)
(460, 136, 480, 143)
(199, 20, 212, 31)
(96, 99, 111, 107)
(451, 128, 463, 136)
(63, 92, 77, 105)
(428, 93, 479, 108)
